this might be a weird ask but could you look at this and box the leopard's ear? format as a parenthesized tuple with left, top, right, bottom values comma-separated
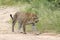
(10, 14, 13, 20)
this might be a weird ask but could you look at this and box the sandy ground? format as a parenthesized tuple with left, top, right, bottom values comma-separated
(0, 6, 60, 40)
(0, 34, 60, 40)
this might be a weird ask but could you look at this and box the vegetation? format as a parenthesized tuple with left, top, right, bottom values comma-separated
(1, 0, 60, 33)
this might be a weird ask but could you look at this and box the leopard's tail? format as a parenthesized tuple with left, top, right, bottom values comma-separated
(10, 14, 13, 20)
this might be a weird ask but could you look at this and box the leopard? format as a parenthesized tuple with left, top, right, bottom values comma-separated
(10, 11, 39, 34)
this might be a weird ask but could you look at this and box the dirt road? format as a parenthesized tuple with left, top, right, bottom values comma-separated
(0, 33, 60, 40)
(0, 6, 60, 40)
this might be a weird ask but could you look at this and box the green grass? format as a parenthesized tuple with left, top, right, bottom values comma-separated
(37, 10, 60, 33)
